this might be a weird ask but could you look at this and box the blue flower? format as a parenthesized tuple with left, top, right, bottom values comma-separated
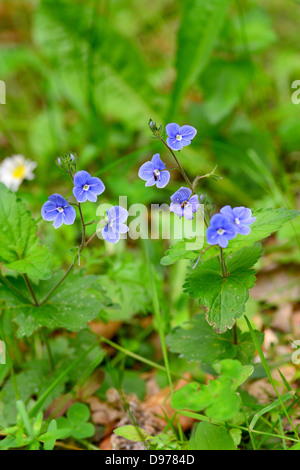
(73, 170, 105, 203)
(220, 206, 256, 235)
(41, 194, 76, 229)
(138, 154, 170, 188)
(170, 187, 200, 220)
(166, 123, 197, 151)
(206, 214, 236, 248)
(102, 206, 129, 244)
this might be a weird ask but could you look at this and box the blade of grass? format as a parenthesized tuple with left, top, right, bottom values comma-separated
(249, 391, 295, 431)
(245, 315, 299, 440)
(144, 242, 173, 392)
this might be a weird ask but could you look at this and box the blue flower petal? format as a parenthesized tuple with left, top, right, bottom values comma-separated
(53, 213, 63, 229)
(89, 177, 105, 195)
(41, 201, 57, 221)
(156, 170, 170, 188)
(151, 153, 165, 171)
(86, 190, 98, 202)
(138, 161, 155, 181)
(170, 187, 192, 204)
(74, 170, 92, 187)
(73, 186, 88, 203)
(102, 224, 120, 244)
(170, 203, 183, 218)
(49, 194, 68, 207)
(63, 205, 76, 225)
(166, 123, 181, 138)
(167, 137, 183, 151)
(180, 125, 197, 141)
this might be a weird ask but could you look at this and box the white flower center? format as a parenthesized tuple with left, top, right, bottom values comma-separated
(154, 169, 160, 176)
(83, 184, 90, 191)
(176, 134, 182, 141)
(57, 207, 64, 213)
(234, 217, 240, 225)
(217, 228, 225, 235)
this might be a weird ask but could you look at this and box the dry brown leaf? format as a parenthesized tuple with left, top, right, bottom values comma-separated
(89, 320, 122, 339)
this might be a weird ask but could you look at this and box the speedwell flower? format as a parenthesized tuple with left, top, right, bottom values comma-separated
(138, 154, 170, 188)
(73, 170, 105, 203)
(170, 187, 200, 220)
(102, 206, 129, 244)
(0, 155, 37, 191)
(41, 194, 76, 229)
(220, 205, 256, 235)
(206, 214, 236, 248)
(166, 123, 197, 151)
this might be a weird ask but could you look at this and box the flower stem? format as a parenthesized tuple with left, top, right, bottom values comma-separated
(160, 138, 194, 191)
(219, 247, 227, 277)
(39, 203, 97, 306)
(232, 322, 238, 345)
(23, 274, 39, 306)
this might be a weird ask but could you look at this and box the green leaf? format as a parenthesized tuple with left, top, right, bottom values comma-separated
(98, 259, 152, 321)
(183, 245, 262, 332)
(160, 238, 201, 266)
(113, 425, 151, 443)
(171, 360, 251, 422)
(67, 403, 90, 427)
(188, 422, 236, 450)
(227, 208, 300, 252)
(13, 272, 105, 337)
(167, 314, 263, 364)
(43, 420, 57, 451)
(72, 423, 95, 440)
(168, 0, 230, 118)
(0, 183, 51, 280)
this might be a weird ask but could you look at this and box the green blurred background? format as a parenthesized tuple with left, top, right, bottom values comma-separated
(0, 0, 299, 261)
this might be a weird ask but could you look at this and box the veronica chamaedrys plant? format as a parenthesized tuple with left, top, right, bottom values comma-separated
(0, 152, 128, 341)
(143, 119, 299, 342)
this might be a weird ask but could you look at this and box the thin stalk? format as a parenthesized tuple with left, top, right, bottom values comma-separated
(39, 200, 90, 305)
(219, 247, 227, 277)
(98, 335, 188, 382)
(160, 138, 194, 191)
(23, 274, 38, 306)
(219, 248, 238, 345)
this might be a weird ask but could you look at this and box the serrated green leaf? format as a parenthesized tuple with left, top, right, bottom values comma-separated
(228, 208, 299, 252)
(167, 314, 263, 364)
(0, 183, 51, 280)
(160, 239, 201, 266)
(13, 272, 105, 337)
(183, 245, 262, 332)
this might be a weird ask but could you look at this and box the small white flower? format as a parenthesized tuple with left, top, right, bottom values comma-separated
(0, 155, 37, 191)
